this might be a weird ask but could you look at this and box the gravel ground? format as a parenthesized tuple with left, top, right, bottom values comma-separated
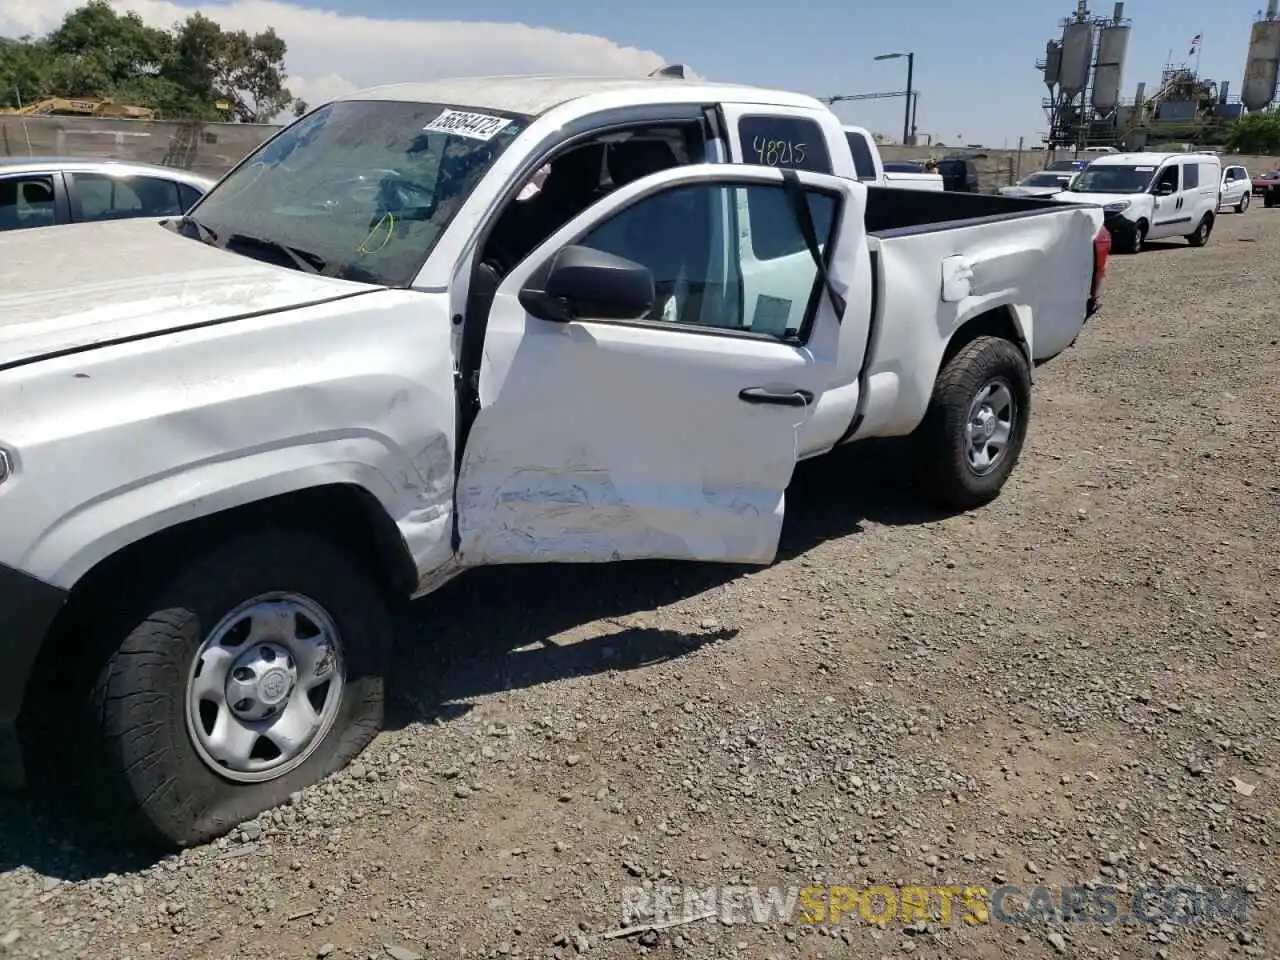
(2, 208, 1278, 960)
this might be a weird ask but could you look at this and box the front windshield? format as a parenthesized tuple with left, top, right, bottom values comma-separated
(1022, 173, 1068, 187)
(1068, 164, 1155, 194)
(177, 100, 531, 286)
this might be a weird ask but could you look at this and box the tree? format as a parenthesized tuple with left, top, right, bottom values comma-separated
(165, 13, 297, 122)
(1224, 111, 1280, 154)
(0, 0, 304, 121)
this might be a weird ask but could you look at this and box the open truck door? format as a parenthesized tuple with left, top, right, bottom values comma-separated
(454, 163, 868, 567)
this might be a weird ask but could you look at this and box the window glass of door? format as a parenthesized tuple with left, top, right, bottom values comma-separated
(0, 175, 56, 231)
(73, 174, 185, 221)
(573, 179, 839, 341)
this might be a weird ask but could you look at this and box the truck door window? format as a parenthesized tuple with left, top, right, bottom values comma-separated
(1181, 163, 1199, 189)
(737, 116, 832, 173)
(482, 126, 698, 276)
(844, 132, 879, 181)
(0, 175, 56, 231)
(1155, 165, 1179, 193)
(573, 180, 838, 341)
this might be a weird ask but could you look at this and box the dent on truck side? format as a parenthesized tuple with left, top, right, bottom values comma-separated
(0, 290, 459, 594)
(854, 219, 1070, 440)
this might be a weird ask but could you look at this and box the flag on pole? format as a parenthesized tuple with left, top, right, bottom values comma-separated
(1188, 34, 1202, 56)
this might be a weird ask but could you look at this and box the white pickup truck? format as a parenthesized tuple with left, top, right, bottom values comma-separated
(0, 73, 1109, 847)
(842, 124, 944, 191)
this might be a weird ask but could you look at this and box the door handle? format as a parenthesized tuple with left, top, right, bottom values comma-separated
(738, 386, 814, 407)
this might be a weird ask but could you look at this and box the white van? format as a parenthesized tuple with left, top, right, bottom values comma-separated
(1055, 152, 1221, 253)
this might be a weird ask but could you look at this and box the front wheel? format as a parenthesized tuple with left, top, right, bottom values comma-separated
(911, 335, 1032, 510)
(85, 530, 392, 848)
(1266, 190, 1277, 209)
(1117, 220, 1146, 254)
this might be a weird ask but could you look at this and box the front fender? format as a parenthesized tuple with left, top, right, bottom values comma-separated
(20, 436, 448, 590)
(0, 290, 460, 593)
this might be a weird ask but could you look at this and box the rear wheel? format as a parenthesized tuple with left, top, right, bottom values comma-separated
(1236, 192, 1250, 213)
(1186, 215, 1213, 247)
(84, 530, 392, 848)
(912, 336, 1032, 510)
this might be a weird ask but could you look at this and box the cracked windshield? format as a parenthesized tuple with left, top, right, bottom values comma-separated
(178, 100, 531, 285)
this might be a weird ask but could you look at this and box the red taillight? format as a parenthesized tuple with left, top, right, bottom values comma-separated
(1091, 225, 1111, 300)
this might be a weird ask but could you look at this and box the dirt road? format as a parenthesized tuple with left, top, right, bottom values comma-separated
(2, 209, 1278, 960)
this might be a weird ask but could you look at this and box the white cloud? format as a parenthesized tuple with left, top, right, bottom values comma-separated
(0, 0, 672, 114)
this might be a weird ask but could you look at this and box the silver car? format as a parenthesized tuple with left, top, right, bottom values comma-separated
(0, 157, 216, 232)
(998, 170, 1076, 199)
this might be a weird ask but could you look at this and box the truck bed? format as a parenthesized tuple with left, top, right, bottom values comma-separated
(863, 186, 1092, 237)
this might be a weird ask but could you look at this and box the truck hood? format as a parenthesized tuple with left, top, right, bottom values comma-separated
(0, 218, 378, 369)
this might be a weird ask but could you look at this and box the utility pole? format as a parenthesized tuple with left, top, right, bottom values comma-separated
(875, 51, 916, 144)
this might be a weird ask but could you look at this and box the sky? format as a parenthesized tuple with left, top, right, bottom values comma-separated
(0, 0, 1274, 146)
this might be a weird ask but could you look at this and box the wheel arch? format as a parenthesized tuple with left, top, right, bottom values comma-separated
(59, 482, 419, 608)
(939, 304, 1030, 378)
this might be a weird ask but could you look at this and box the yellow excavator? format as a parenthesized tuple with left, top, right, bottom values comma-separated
(0, 97, 157, 120)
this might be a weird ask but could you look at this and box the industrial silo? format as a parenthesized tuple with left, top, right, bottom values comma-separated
(1242, 5, 1280, 111)
(1059, 21, 1095, 98)
(1044, 40, 1063, 88)
(1091, 8, 1130, 114)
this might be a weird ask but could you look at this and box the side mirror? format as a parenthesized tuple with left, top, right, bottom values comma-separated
(519, 245, 655, 323)
(1156, 183, 1175, 196)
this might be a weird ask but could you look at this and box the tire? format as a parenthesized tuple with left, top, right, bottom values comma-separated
(1266, 191, 1276, 209)
(1186, 215, 1213, 247)
(1236, 192, 1250, 213)
(84, 529, 392, 848)
(912, 335, 1032, 510)
(1118, 220, 1146, 254)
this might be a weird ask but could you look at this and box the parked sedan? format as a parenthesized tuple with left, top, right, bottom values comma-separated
(998, 170, 1075, 198)
(1045, 159, 1091, 173)
(0, 158, 215, 232)
(1252, 169, 1280, 207)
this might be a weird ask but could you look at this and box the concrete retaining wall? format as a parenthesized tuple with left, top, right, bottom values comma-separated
(0, 116, 279, 179)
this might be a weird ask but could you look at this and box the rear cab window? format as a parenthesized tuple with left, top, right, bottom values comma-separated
(736, 116, 833, 174)
(733, 114, 836, 264)
(843, 131, 879, 182)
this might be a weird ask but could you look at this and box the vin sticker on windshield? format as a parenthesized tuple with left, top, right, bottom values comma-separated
(423, 109, 511, 141)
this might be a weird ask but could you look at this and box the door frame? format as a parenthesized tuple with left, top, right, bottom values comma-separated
(450, 106, 724, 476)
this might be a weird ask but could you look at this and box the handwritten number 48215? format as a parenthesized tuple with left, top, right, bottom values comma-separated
(752, 136, 806, 167)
